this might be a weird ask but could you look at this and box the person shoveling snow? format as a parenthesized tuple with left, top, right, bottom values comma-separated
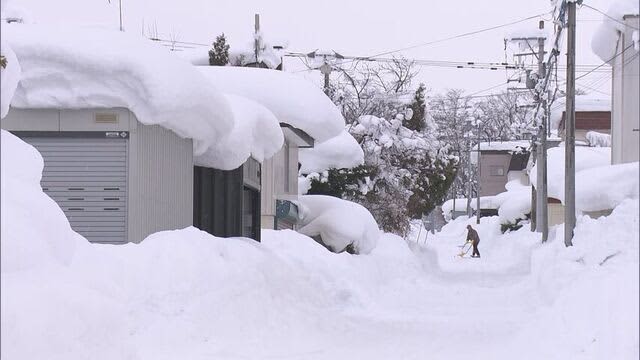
(461, 224, 480, 258)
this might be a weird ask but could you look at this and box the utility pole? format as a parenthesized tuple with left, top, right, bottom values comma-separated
(320, 62, 332, 96)
(536, 21, 549, 242)
(119, 0, 123, 31)
(466, 140, 473, 218)
(564, 1, 577, 247)
(476, 122, 481, 224)
(254, 14, 261, 67)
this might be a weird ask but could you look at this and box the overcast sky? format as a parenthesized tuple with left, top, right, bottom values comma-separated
(14, 0, 616, 96)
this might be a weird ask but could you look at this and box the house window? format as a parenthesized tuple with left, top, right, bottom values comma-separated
(489, 166, 505, 176)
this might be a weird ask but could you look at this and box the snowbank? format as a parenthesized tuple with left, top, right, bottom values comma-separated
(195, 93, 283, 169)
(0, 130, 80, 272)
(198, 66, 345, 143)
(0, 39, 20, 118)
(2, 23, 251, 169)
(295, 195, 380, 255)
(299, 129, 364, 173)
(575, 162, 639, 212)
(2, 125, 639, 359)
(591, 0, 639, 63)
(530, 145, 611, 203)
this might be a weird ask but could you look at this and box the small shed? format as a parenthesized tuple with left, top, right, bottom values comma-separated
(2, 108, 194, 244)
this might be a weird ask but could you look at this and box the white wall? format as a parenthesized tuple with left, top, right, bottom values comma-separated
(611, 15, 640, 164)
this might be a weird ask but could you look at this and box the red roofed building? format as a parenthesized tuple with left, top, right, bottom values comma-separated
(558, 110, 611, 142)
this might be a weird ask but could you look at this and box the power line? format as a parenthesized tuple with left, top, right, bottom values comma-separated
(297, 11, 552, 72)
(575, 42, 636, 81)
(581, 3, 640, 30)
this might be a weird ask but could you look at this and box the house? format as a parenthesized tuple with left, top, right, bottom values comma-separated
(476, 141, 531, 197)
(608, 15, 639, 164)
(591, 8, 639, 163)
(557, 110, 611, 142)
(197, 66, 345, 233)
(0, 24, 300, 244)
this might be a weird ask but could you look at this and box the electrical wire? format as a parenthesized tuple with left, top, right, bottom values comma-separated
(581, 3, 640, 30)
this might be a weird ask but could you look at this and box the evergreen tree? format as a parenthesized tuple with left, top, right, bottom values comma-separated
(405, 83, 427, 131)
(209, 33, 230, 66)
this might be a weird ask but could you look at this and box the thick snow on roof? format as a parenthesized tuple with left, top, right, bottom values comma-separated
(195, 94, 284, 170)
(530, 145, 613, 209)
(2, 23, 249, 168)
(470, 140, 529, 164)
(176, 43, 284, 69)
(0, 40, 20, 118)
(550, 95, 611, 130)
(479, 140, 530, 152)
(591, 0, 639, 63)
(295, 195, 380, 255)
(575, 162, 639, 212)
(299, 129, 364, 173)
(198, 66, 345, 142)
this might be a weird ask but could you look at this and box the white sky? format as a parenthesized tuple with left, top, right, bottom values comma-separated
(8, 0, 618, 97)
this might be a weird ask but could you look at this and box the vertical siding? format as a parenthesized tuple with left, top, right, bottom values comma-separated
(128, 120, 193, 242)
(612, 16, 640, 164)
(479, 153, 511, 196)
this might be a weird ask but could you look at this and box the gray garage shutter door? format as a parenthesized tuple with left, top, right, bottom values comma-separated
(22, 136, 128, 244)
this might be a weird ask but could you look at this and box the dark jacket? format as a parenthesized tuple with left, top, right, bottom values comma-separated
(466, 227, 480, 245)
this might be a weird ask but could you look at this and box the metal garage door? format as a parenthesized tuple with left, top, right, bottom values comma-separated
(20, 133, 128, 243)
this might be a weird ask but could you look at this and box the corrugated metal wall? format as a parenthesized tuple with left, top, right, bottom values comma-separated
(128, 122, 194, 242)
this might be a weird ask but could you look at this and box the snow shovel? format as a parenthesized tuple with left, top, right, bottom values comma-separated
(456, 241, 472, 258)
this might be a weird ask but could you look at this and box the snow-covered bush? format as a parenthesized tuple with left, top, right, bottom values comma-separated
(295, 195, 380, 255)
(585, 131, 611, 147)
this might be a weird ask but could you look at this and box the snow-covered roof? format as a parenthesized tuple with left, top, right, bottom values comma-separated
(195, 94, 284, 170)
(197, 66, 345, 143)
(0, 23, 275, 170)
(591, 0, 639, 63)
(530, 146, 617, 210)
(549, 95, 611, 130)
(479, 140, 530, 152)
(299, 129, 364, 173)
(176, 44, 284, 69)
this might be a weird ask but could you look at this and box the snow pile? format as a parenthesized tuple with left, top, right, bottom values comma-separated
(299, 129, 364, 173)
(1, 23, 253, 169)
(530, 145, 611, 203)
(0, 130, 80, 272)
(591, 0, 639, 63)
(2, 128, 639, 359)
(0, 39, 20, 118)
(585, 130, 611, 147)
(575, 162, 639, 212)
(198, 66, 345, 143)
(441, 182, 530, 224)
(195, 93, 283, 169)
(295, 195, 380, 255)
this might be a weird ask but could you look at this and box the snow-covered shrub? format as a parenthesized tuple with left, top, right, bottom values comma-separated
(585, 131, 611, 147)
(295, 195, 380, 255)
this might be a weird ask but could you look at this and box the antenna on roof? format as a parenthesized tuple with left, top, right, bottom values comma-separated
(107, 0, 124, 31)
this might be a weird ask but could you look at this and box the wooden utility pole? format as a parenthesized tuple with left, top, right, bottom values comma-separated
(564, 1, 577, 247)
(537, 21, 549, 243)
